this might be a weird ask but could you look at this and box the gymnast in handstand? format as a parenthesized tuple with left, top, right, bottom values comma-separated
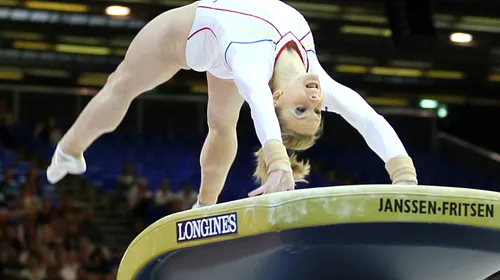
(46, 0, 418, 207)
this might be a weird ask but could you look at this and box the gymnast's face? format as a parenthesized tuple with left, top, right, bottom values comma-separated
(273, 73, 323, 135)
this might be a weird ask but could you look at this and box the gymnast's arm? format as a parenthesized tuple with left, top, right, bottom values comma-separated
(308, 52, 417, 183)
(227, 44, 282, 146)
(308, 53, 407, 161)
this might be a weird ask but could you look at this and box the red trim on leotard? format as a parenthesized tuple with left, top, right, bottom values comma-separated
(299, 30, 311, 41)
(197, 5, 282, 37)
(275, 31, 311, 72)
(187, 27, 217, 41)
(296, 31, 311, 72)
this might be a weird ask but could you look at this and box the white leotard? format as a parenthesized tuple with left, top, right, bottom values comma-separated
(185, 0, 408, 162)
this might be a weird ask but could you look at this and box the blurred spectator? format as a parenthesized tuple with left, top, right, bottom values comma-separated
(116, 163, 136, 194)
(19, 254, 46, 280)
(128, 178, 152, 232)
(57, 194, 76, 221)
(0, 207, 8, 226)
(59, 251, 78, 280)
(115, 163, 137, 215)
(175, 182, 198, 211)
(108, 247, 123, 273)
(154, 179, 176, 213)
(79, 208, 101, 244)
(84, 248, 111, 279)
(33, 117, 62, 147)
(44, 265, 63, 280)
(37, 224, 58, 255)
(64, 223, 81, 252)
(0, 188, 7, 209)
(0, 101, 15, 148)
(21, 211, 39, 245)
(19, 237, 39, 265)
(47, 219, 64, 247)
(2, 167, 21, 202)
(5, 225, 23, 251)
(2, 245, 24, 279)
(76, 267, 88, 280)
(21, 185, 41, 212)
(37, 199, 54, 225)
(78, 238, 95, 264)
(19, 168, 41, 194)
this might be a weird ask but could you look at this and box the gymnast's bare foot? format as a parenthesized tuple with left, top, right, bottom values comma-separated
(191, 199, 212, 209)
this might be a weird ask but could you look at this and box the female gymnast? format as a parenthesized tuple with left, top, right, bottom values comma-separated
(46, 0, 418, 207)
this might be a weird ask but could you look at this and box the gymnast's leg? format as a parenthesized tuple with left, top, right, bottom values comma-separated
(47, 4, 197, 183)
(195, 73, 244, 206)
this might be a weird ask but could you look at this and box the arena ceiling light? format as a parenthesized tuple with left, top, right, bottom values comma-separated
(25, 1, 89, 13)
(341, 25, 392, 37)
(78, 73, 109, 87)
(55, 44, 111, 55)
(105, 5, 130, 17)
(370, 66, 423, 77)
(0, 67, 23, 81)
(437, 105, 448, 118)
(488, 74, 500, 82)
(426, 70, 465, 80)
(419, 99, 438, 109)
(365, 96, 408, 107)
(335, 64, 368, 74)
(0, 0, 18, 6)
(449, 32, 473, 43)
(13, 40, 51, 51)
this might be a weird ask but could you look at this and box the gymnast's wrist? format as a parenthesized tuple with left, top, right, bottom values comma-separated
(385, 155, 418, 185)
(263, 140, 292, 174)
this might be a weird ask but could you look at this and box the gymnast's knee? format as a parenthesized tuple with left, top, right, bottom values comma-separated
(206, 112, 239, 137)
(104, 65, 142, 101)
(201, 127, 237, 170)
(207, 125, 237, 139)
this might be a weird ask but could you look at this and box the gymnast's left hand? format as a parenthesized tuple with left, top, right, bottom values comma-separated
(393, 180, 417, 185)
(248, 169, 295, 197)
(386, 155, 418, 185)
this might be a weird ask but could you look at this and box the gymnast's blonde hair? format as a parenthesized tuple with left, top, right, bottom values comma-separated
(253, 116, 323, 184)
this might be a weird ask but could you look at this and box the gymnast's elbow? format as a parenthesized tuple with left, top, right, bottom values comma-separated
(358, 109, 386, 131)
(370, 111, 388, 126)
(359, 111, 409, 156)
(358, 110, 396, 141)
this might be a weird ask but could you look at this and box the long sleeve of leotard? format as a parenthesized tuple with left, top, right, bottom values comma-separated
(308, 52, 408, 162)
(226, 42, 282, 146)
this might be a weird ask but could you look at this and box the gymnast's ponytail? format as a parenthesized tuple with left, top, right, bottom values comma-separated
(253, 148, 310, 184)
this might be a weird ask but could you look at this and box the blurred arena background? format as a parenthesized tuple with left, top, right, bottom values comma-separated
(1, 0, 500, 279)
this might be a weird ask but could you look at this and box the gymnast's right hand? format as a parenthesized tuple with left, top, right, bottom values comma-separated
(248, 169, 294, 196)
(248, 140, 295, 196)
